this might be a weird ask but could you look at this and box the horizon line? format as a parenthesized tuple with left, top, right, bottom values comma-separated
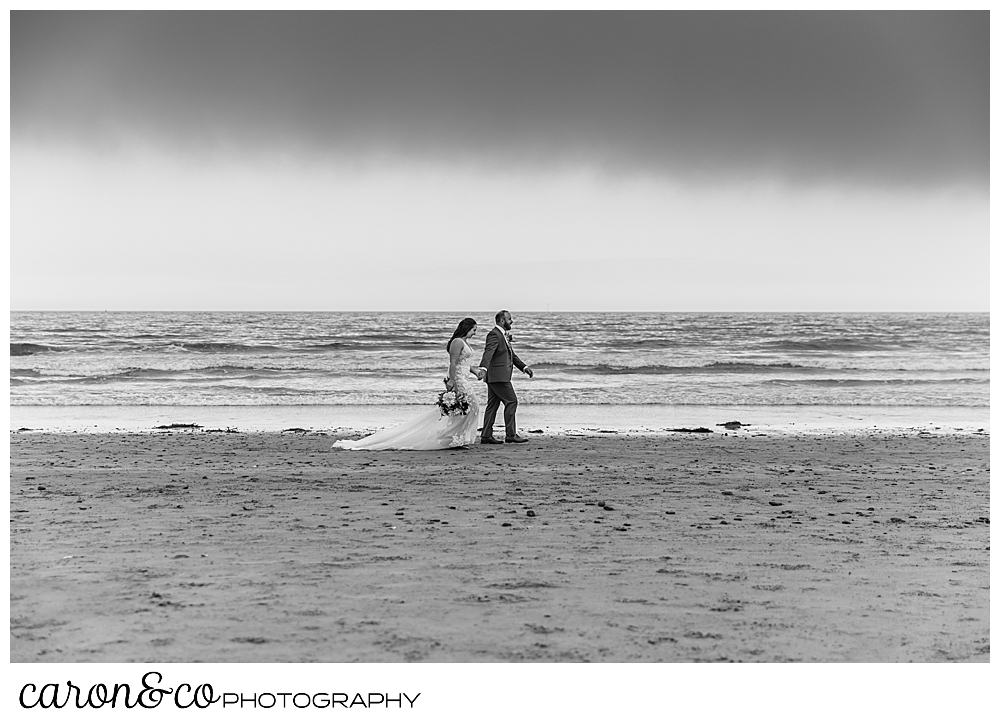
(9, 308, 990, 314)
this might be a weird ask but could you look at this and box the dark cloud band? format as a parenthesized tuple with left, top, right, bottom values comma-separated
(11, 11, 988, 186)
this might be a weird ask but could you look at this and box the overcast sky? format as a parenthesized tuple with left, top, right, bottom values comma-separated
(10, 10, 989, 311)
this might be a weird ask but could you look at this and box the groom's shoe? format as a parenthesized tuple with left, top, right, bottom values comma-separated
(505, 435, 529, 443)
(481, 437, 505, 444)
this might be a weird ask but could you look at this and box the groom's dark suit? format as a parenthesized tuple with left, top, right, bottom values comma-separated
(478, 326, 527, 440)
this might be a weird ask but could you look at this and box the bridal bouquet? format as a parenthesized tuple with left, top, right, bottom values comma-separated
(436, 388, 471, 417)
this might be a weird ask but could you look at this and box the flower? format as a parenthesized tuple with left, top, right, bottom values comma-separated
(436, 388, 471, 416)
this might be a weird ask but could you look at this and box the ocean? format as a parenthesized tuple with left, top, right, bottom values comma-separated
(9, 311, 989, 433)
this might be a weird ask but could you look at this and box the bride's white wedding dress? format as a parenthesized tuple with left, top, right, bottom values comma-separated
(332, 341, 481, 451)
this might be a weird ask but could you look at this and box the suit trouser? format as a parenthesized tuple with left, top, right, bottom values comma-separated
(482, 381, 518, 439)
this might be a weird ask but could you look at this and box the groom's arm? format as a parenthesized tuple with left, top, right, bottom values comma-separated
(479, 330, 499, 370)
(511, 350, 533, 377)
(511, 349, 526, 372)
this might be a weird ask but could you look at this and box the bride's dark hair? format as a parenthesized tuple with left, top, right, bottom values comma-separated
(446, 317, 478, 351)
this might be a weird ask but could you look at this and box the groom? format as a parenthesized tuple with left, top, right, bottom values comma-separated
(477, 310, 533, 444)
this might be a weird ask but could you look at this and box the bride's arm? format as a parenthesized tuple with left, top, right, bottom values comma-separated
(446, 340, 463, 388)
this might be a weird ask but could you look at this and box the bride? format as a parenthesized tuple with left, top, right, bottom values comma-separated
(332, 318, 484, 451)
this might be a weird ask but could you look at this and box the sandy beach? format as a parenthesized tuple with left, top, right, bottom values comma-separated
(9, 428, 989, 663)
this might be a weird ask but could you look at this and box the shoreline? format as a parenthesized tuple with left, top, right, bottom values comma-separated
(9, 403, 989, 436)
(10, 429, 989, 662)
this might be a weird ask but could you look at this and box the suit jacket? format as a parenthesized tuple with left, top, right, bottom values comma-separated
(479, 327, 526, 383)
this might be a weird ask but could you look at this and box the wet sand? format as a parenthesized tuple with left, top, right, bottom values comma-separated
(9, 429, 990, 662)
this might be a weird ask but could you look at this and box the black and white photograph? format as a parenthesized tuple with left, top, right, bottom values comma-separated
(8, 5, 991, 718)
